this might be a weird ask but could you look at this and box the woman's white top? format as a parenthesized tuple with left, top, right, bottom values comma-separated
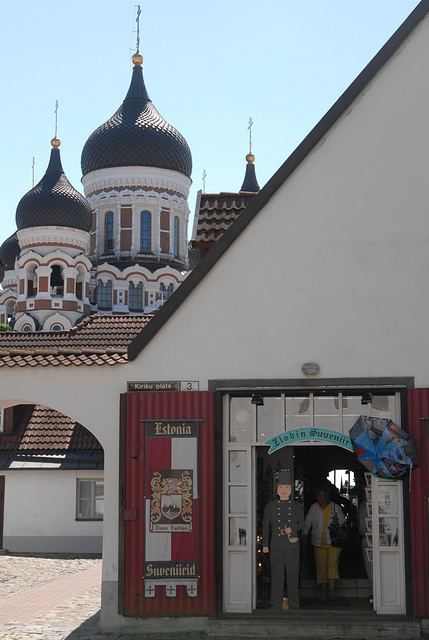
(303, 501, 346, 547)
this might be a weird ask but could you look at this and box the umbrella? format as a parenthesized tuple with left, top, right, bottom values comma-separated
(349, 415, 418, 479)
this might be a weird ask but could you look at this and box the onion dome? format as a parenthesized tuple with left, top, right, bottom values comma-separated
(240, 153, 260, 193)
(0, 232, 20, 271)
(81, 53, 192, 178)
(16, 139, 92, 232)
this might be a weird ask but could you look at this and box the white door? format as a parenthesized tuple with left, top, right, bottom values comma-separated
(223, 443, 256, 612)
(371, 477, 406, 614)
(222, 394, 259, 613)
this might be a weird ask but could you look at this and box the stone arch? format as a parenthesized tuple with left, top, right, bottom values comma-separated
(21, 260, 39, 298)
(13, 313, 37, 332)
(76, 264, 87, 301)
(43, 312, 72, 332)
(0, 396, 105, 554)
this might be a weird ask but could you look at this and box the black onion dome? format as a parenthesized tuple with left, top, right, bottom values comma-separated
(0, 232, 20, 271)
(240, 154, 260, 193)
(81, 61, 192, 178)
(16, 143, 92, 232)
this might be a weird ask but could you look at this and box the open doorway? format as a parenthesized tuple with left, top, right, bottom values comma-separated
(256, 444, 372, 611)
(222, 388, 405, 614)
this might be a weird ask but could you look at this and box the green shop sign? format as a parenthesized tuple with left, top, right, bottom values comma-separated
(265, 428, 354, 454)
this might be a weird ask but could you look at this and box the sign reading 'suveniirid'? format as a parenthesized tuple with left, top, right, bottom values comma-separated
(265, 427, 354, 454)
(144, 561, 198, 579)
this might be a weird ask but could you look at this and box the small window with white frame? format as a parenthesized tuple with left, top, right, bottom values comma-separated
(76, 479, 104, 520)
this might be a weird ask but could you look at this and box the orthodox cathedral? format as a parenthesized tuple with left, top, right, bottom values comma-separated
(0, 46, 259, 332)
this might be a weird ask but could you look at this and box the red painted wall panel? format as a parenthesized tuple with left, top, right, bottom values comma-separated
(123, 391, 215, 616)
(408, 388, 429, 618)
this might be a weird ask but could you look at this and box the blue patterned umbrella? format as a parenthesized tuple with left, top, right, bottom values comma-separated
(349, 415, 418, 479)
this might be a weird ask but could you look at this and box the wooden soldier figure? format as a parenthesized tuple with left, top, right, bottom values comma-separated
(262, 470, 304, 610)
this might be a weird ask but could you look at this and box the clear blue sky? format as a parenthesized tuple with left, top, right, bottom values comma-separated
(0, 0, 420, 243)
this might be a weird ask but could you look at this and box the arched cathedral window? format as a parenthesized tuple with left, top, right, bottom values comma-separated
(76, 281, 83, 300)
(97, 279, 112, 310)
(27, 269, 37, 297)
(129, 282, 143, 312)
(105, 212, 114, 254)
(174, 216, 179, 256)
(160, 282, 174, 301)
(140, 211, 151, 252)
(6, 300, 14, 323)
(50, 265, 64, 295)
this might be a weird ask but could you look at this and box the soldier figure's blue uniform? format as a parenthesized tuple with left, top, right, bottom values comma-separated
(262, 472, 304, 609)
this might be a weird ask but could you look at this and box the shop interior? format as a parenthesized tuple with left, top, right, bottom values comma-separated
(256, 444, 372, 610)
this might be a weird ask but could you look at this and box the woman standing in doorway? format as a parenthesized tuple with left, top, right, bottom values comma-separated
(302, 486, 346, 600)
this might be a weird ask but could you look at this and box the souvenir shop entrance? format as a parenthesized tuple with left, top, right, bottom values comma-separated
(222, 388, 408, 616)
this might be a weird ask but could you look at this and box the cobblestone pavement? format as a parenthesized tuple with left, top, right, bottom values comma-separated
(0, 552, 104, 639)
(0, 552, 101, 598)
(0, 553, 210, 640)
(0, 553, 421, 640)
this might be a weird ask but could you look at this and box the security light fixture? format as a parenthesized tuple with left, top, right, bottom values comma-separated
(251, 393, 264, 406)
(361, 392, 373, 405)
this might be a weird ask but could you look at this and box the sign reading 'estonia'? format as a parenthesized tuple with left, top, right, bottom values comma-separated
(265, 428, 354, 454)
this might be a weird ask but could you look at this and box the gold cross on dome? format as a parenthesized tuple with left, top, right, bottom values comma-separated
(248, 117, 253, 154)
(54, 100, 59, 138)
(136, 5, 141, 52)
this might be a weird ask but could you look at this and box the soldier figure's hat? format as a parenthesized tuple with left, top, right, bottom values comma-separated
(277, 470, 293, 485)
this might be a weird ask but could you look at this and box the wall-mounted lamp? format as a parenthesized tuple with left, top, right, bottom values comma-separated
(361, 392, 373, 405)
(251, 393, 264, 406)
(301, 362, 320, 377)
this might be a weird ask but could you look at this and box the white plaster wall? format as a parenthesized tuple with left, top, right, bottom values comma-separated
(119, 15, 429, 388)
(3, 469, 103, 552)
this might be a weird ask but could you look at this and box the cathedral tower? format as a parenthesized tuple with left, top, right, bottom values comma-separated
(0, 138, 92, 331)
(81, 50, 193, 313)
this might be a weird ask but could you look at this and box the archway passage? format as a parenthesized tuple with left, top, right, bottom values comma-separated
(0, 403, 104, 553)
(256, 445, 372, 611)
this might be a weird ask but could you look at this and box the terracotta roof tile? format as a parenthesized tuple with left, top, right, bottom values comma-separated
(0, 314, 151, 367)
(0, 405, 102, 452)
(193, 192, 257, 246)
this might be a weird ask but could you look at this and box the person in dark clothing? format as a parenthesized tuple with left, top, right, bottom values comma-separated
(262, 471, 304, 609)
